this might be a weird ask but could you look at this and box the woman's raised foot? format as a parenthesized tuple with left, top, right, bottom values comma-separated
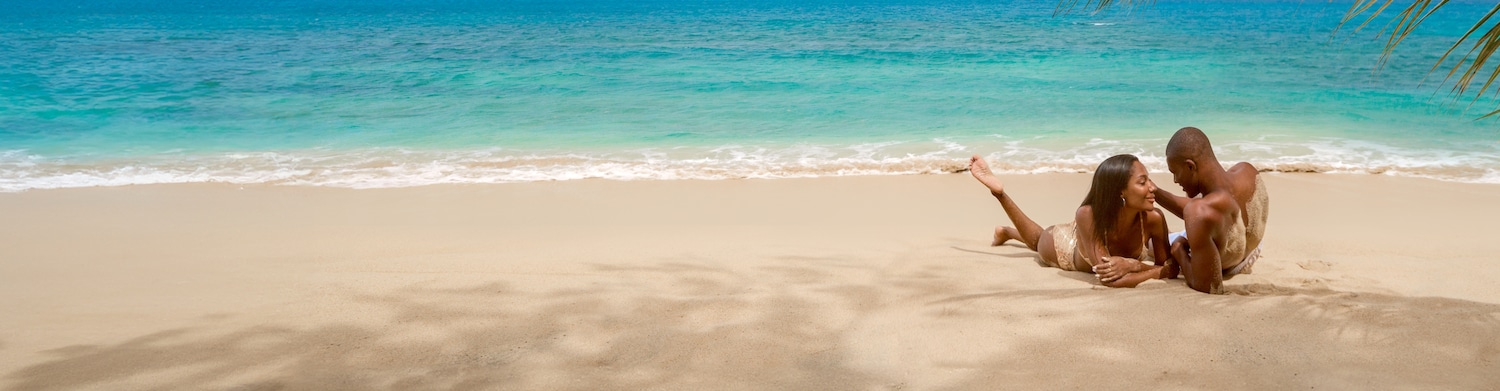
(969, 155, 1005, 195)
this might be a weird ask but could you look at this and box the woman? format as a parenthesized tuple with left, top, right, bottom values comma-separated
(968, 154, 1175, 287)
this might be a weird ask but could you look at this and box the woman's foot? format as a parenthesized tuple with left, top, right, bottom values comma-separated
(992, 226, 1014, 246)
(969, 155, 1005, 195)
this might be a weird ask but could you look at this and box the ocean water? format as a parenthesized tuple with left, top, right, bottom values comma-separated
(2, 0, 1499, 191)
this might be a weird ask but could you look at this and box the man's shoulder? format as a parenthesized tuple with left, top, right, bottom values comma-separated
(1226, 162, 1262, 200)
(1182, 191, 1236, 222)
(1227, 162, 1260, 180)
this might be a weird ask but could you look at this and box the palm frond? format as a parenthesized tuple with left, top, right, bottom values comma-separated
(1382, 0, 1450, 60)
(1338, 0, 1400, 36)
(1452, 11, 1500, 108)
(1429, 4, 1499, 86)
(1339, 0, 1451, 71)
(1338, 1, 1500, 117)
(1053, 0, 1156, 17)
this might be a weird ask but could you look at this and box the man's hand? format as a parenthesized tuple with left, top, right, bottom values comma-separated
(1164, 237, 1189, 279)
(1159, 258, 1180, 279)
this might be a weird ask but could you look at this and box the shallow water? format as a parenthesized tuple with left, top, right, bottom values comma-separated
(2, 0, 1498, 190)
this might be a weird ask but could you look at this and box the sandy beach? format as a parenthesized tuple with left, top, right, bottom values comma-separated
(2, 173, 1498, 390)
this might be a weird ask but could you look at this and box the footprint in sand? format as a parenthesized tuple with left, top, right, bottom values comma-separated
(1297, 260, 1333, 272)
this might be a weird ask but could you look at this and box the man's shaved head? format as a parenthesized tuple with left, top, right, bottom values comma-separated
(1166, 126, 1215, 161)
(1163, 127, 1219, 197)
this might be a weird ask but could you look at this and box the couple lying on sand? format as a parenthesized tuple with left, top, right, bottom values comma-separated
(970, 127, 1269, 294)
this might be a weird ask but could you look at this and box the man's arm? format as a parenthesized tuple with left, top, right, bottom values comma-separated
(1153, 187, 1191, 219)
(1182, 201, 1226, 294)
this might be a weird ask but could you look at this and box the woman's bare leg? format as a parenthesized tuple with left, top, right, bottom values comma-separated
(970, 155, 1046, 251)
(992, 226, 1022, 246)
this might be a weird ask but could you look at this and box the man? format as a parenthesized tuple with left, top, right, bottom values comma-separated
(1153, 127, 1270, 294)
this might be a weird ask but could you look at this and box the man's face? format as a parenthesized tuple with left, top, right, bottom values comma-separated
(1167, 156, 1200, 198)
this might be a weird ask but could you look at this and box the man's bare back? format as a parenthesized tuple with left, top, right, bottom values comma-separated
(1225, 162, 1267, 253)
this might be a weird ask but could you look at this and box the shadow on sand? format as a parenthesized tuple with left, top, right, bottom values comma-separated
(5, 261, 884, 391)
(6, 257, 1500, 390)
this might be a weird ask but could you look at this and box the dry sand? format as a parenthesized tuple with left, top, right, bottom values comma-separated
(1, 173, 1497, 390)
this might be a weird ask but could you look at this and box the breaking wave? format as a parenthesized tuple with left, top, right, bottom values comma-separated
(1, 137, 1496, 192)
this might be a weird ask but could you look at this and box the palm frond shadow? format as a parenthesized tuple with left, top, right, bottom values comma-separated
(4, 262, 885, 391)
(8, 257, 1499, 390)
(922, 285, 1500, 389)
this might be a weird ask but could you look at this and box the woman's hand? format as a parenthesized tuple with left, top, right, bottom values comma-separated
(1093, 256, 1142, 283)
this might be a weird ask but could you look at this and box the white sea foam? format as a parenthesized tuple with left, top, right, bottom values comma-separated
(1, 137, 1497, 192)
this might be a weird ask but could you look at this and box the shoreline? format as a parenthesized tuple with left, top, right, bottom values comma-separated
(4, 167, 1499, 194)
(2, 173, 1498, 389)
(5, 135, 1500, 192)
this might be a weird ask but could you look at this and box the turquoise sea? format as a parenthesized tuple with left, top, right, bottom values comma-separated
(2, 0, 1499, 191)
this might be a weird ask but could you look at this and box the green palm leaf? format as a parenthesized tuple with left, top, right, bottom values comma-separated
(1054, 0, 1154, 16)
(1344, 0, 1500, 116)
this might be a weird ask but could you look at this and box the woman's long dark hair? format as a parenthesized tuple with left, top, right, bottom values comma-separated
(1081, 154, 1140, 244)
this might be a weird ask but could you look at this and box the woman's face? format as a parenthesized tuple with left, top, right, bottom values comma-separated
(1122, 161, 1157, 210)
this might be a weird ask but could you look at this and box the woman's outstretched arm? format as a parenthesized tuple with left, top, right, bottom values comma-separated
(1100, 263, 1163, 288)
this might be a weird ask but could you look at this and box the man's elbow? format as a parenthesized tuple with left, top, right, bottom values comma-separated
(1187, 278, 1224, 294)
